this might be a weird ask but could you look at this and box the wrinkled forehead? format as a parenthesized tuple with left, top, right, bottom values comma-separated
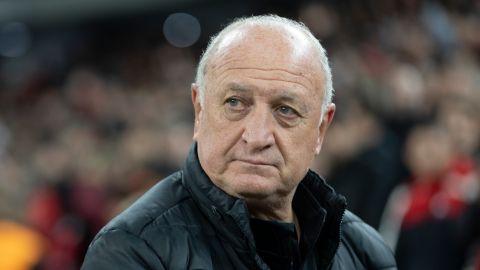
(206, 24, 324, 86)
(215, 24, 315, 60)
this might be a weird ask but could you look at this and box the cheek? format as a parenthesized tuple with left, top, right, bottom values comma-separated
(197, 110, 239, 157)
(289, 125, 320, 151)
(204, 105, 232, 130)
(281, 128, 319, 166)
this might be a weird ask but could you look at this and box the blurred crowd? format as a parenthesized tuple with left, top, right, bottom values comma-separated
(0, 0, 479, 269)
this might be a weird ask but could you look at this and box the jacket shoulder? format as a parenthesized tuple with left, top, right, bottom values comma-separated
(82, 228, 165, 269)
(98, 171, 190, 237)
(82, 171, 201, 269)
(340, 210, 397, 269)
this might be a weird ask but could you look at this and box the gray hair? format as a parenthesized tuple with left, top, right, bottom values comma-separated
(195, 15, 334, 114)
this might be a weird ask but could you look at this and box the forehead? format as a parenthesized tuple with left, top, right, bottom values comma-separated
(215, 24, 313, 60)
(205, 24, 325, 95)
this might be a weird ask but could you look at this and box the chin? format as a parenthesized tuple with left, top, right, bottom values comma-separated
(227, 174, 280, 199)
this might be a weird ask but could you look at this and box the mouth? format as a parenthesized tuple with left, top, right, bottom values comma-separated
(236, 159, 275, 167)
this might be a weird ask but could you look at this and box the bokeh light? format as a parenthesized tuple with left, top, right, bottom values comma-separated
(163, 13, 201, 48)
(0, 22, 32, 58)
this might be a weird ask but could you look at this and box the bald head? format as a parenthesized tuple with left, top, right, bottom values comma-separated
(195, 15, 334, 114)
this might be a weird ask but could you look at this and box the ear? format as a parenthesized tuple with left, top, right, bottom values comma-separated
(191, 83, 202, 140)
(315, 103, 336, 155)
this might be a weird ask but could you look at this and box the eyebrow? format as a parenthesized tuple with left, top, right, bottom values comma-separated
(225, 82, 308, 112)
(226, 82, 251, 94)
(226, 82, 300, 101)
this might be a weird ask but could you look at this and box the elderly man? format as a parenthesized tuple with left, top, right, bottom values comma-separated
(82, 15, 396, 269)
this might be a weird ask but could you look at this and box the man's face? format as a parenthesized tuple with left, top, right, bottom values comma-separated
(192, 26, 335, 202)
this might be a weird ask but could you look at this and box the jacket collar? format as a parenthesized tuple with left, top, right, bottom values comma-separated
(182, 144, 346, 268)
(182, 145, 254, 247)
(299, 170, 347, 268)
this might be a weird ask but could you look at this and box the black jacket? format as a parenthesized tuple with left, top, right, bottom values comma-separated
(82, 146, 396, 269)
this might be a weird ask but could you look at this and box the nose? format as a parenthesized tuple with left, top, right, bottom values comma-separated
(241, 105, 275, 151)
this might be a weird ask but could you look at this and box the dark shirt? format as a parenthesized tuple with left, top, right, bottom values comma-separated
(250, 184, 326, 270)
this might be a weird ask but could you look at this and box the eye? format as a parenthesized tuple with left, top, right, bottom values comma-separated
(224, 97, 248, 120)
(226, 98, 241, 108)
(278, 105, 294, 115)
(275, 105, 302, 126)
(276, 105, 298, 117)
(224, 97, 247, 113)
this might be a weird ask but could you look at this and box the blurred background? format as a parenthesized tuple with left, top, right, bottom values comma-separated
(0, 0, 479, 269)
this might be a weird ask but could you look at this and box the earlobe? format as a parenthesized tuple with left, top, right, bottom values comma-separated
(191, 83, 202, 140)
(315, 144, 322, 155)
(315, 103, 336, 155)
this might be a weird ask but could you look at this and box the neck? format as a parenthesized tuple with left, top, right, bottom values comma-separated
(245, 191, 295, 222)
